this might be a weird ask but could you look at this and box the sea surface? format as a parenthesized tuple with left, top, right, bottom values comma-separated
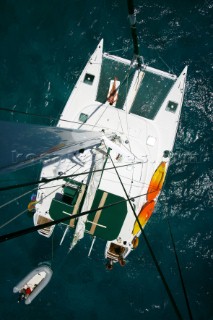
(0, 1, 212, 319)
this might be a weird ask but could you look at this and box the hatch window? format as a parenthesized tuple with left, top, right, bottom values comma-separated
(166, 101, 178, 113)
(79, 113, 88, 123)
(83, 73, 95, 85)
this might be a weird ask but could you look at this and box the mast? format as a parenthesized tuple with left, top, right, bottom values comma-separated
(127, 0, 143, 68)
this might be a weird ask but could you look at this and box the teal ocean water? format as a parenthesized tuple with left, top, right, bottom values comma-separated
(0, 1, 212, 319)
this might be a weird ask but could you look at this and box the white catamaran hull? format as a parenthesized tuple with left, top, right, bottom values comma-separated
(32, 39, 187, 266)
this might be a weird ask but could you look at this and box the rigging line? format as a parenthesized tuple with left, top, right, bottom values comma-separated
(0, 152, 94, 210)
(0, 157, 81, 209)
(0, 153, 103, 227)
(108, 152, 183, 320)
(0, 208, 29, 230)
(39, 157, 104, 187)
(107, 48, 126, 54)
(0, 154, 89, 226)
(157, 54, 175, 75)
(0, 169, 77, 229)
(0, 157, 137, 227)
(0, 192, 154, 243)
(0, 134, 102, 172)
(124, 66, 133, 153)
(0, 182, 63, 229)
(38, 170, 149, 191)
(51, 231, 54, 264)
(84, 68, 136, 130)
(0, 161, 143, 192)
(0, 107, 72, 124)
(0, 187, 38, 210)
(166, 216, 194, 320)
(0, 107, 111, 131)
(117, 64, 131, 138)
(1, 70, 134, 137)
(116, 107, 124, 134)
(117, 65, 133, 135)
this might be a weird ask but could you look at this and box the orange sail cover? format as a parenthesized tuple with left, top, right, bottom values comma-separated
(147, 161, 166, 201)
(132, 200, 155, 235)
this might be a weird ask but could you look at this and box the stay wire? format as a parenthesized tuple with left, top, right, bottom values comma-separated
(89, 68, 136, 130)
(0, 153, 105, 228)
(0, 134, 101, 173)
(166, 216, 194, 320)
(0, 187, 38, 210)
(0, 161, 143, 192)
(51, 231, 54, 264)
(108, 152, 183, 320)
(0, 151, 102, 210)
(0, 192, 152, 243)
(0, 107, 115, 132)
(0, 183, 62, 229)
(124, 66, 133, 153)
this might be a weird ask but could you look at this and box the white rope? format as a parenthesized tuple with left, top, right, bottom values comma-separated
(0, 152, 108, 229)
(0, 186, 61, 229)
(0, 151, 98, 210)
(0, 187, 38, 210)
(157, 54, 174, 75)
(124, 66, 133, 153)
(0, 208, 29, 229)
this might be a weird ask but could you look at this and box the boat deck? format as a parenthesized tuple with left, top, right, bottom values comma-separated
(34, 40, 187, 255)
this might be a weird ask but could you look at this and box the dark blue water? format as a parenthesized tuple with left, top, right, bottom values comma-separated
(0, 1, 212, 319)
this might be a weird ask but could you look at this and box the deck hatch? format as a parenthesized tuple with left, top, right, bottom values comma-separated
(83, 73, 95, 85)
(79, 113, 88, 123)
(166, 101, 178, 113)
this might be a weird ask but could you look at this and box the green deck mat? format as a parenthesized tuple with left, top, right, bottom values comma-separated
(85, 190, 127, 241)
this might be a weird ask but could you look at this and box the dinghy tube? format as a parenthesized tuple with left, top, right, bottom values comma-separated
(13, 265, 52, 304)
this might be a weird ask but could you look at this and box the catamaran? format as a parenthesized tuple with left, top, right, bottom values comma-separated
(27, 19, 187, 268)
(0, 1, 189, 312)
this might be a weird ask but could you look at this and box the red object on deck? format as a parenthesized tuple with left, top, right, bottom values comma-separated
(25, 287, 32, 295)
